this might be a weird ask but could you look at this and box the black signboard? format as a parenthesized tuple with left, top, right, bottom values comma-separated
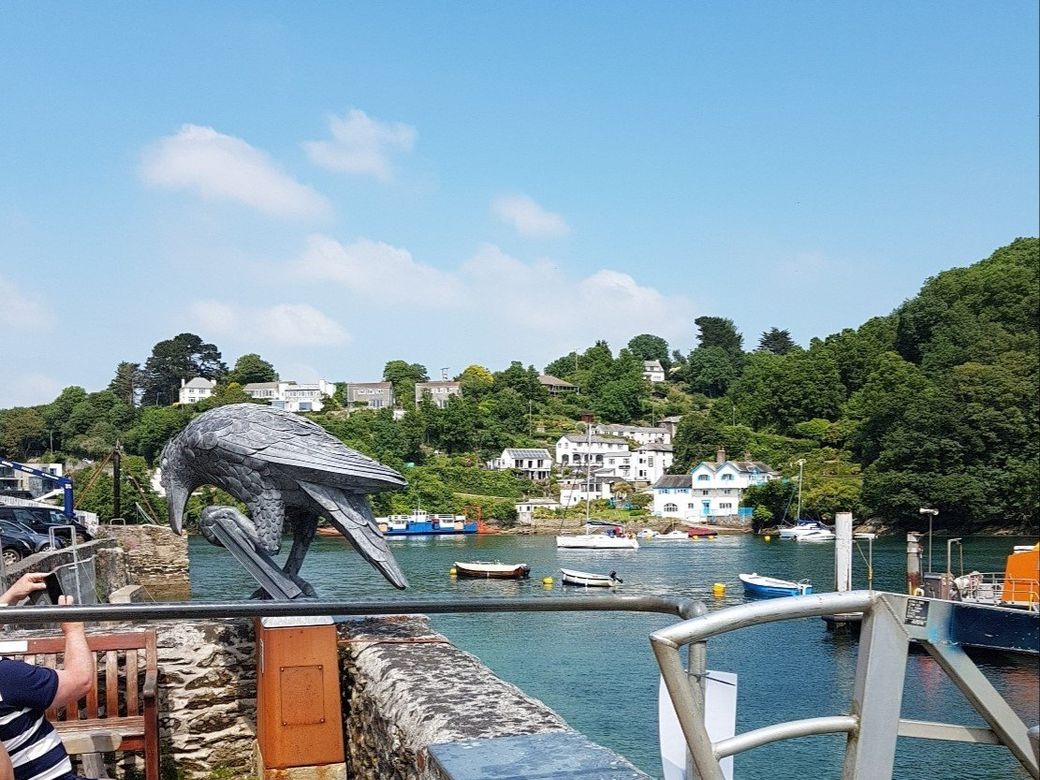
(905, 598, 930, 627)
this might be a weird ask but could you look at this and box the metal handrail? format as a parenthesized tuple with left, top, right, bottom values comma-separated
(0, 593, 706, 627)
(649, 590, 1040, 780)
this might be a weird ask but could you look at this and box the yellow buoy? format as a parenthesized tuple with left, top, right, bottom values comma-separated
(691, 535, 699, 541)
(449, 567, 457, 576)
(763, 535, 772, 542)
(542, 576, 554, 586)
(712, 583, 726, 597)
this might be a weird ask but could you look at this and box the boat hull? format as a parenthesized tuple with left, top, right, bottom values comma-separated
(556, 535, 639, 550)
(454, 561, 530, 579)
(739, 573, 812, 597)
(560, 568, 618, 587)
(384, 522, 477, 536)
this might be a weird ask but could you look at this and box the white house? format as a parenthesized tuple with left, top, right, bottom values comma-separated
(178, 377, 216, 405)
(487, 448, 552, 481)
(592, 423, 671, 446)
(651, 449, 778, 521)
(554, 433, 631, 469)
(243, 380, 336, 413)
(514, 497, 562, 524)
(642, 360, 666, 383)
(559, 475, 618, 507)
(631, 442, 674, 485)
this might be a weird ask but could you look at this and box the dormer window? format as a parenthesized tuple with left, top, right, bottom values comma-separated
(697, 474, 710, 481)
(721, 474, 734, 481)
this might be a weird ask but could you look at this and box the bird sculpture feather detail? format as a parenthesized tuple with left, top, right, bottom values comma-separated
(160, 403, 408, 595)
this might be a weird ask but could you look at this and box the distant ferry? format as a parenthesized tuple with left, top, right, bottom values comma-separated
(376, 509, 477, 536)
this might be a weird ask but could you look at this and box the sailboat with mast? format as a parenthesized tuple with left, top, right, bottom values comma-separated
(555, 421, 639, 550)
(777, 459, 835, 541)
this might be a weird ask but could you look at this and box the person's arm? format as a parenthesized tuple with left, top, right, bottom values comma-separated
(51, 595, 94, 708)
(0, 740, 14, 780)
(0, 572, 47, 605)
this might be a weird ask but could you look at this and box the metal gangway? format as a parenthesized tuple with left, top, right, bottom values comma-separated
(652, 590, 1039, 779)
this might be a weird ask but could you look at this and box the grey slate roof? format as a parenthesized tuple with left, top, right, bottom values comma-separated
(505, 448, 551, 459)
(652, 475, 692, 489)
(561, 434, 628, 445)
(183, 377, 215, 389)
(538, 374, 576, 388)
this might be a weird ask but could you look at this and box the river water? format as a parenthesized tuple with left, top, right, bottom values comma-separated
(187, 532, 1038, 779)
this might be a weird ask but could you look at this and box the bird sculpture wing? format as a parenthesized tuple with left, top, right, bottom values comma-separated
(298, 481, 409, 589)
(192, 404, 406, 491)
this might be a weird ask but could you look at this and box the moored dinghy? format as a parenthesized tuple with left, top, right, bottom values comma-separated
(739, 572, 813, 597)
(560, 568, 622, 588)
(454, 561, 531, 579)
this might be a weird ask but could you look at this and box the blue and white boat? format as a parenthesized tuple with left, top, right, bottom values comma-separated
(739, 572, 813, 597)
(377, 509, 477, 536)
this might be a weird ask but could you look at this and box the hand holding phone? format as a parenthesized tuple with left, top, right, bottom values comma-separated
(44, 571, 63, 603)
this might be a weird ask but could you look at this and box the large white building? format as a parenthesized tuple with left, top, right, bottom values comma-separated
(242, 380, 336, 413)
(631, 442, 674, 484)
(487, 448, 552, 481)
(591, 423, 671, 446)
(651, 449, 777, 521)
(554, 432, 630, 469)
(559, 475, 619, 507)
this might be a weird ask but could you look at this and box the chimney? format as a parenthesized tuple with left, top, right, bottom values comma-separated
(181, 378, 186, 388)
(716, 447, 726, 464)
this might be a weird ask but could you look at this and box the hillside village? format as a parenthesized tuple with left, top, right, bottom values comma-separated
(1, 239, 1037, 535)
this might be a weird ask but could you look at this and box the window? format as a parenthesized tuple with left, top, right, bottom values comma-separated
(720, 502, 733, 509)
(663, 503, 678, 512)
(697, 474, 710, 481)
(688, 503, 695, 509)
(721, 473, 734, 481)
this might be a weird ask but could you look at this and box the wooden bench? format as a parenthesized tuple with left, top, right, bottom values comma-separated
(8, 631, 159, 780)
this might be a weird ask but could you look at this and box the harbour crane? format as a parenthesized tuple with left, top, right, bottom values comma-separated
(0, 458, 75, 518)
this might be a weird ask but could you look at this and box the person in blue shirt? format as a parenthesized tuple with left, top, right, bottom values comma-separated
(0, 573, 95, 780)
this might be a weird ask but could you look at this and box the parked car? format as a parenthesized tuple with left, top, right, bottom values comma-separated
(0, 506, 93, 545)
(0, 518, 62, 565)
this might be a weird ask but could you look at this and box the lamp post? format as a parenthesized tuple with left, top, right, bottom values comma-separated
(919, 508, 939, 573)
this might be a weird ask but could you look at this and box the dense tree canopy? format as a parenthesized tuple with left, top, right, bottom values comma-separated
(141, 333, 226, 407)
(227, 353, 278, 385)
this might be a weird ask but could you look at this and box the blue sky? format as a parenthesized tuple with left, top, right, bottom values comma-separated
(1, 2, 1037, 407)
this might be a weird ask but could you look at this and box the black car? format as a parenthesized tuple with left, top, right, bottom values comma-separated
(0, 506, 93, 545)
(0, 518, 61, 565)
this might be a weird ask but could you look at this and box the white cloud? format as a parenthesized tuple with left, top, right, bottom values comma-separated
(140, 124, 330, 218)
(288, 234, 461, 304)
(0, 275, 53, 330)
(303, 109, 417, 181)
(491, 194, 570, 238)
(282, 237, 691, 356)
(189, 299, 349, 347)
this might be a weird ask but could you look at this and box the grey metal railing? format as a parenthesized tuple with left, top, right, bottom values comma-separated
(650, 590, 1040, 780)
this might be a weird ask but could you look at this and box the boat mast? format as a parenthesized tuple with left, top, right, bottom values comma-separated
(796, 458, 805, 522)
(585, 420, 592, 528)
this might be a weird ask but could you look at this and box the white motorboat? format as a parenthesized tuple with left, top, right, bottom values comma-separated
(560, 568, 622, 587)
(636, 529, 659, 539)
(652, 530, 690, 542)
(778, 521, 834, 541)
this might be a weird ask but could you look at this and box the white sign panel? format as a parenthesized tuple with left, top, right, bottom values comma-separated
(659, 671, 737, 780)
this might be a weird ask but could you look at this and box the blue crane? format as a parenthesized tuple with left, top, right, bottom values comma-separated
(0, 459, 75, 518)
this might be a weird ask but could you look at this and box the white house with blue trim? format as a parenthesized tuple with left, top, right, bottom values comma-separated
(651, 449, 777, 521)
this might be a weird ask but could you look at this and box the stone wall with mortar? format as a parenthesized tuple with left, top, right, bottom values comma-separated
(99, 525, 190, 599)
(338, 615, 608, 780)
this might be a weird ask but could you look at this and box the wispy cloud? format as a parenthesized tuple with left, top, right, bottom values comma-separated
(492, 194, 570, 238)
(189, 299, 349, 347)
(303, 109, 417, 181)
(282, 236, 691, 353)
(288, 234, 461, 304)
(0, 275, 54, 330)
(140, 125, 330, 218)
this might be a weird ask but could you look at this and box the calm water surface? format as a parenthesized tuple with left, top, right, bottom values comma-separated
(187, 532, 1038, 779)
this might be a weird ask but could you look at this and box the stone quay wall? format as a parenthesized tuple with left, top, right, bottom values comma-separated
(100, 524, 191, 599)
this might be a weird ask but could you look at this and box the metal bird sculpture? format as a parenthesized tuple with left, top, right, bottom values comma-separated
(160, 403, 408, 597)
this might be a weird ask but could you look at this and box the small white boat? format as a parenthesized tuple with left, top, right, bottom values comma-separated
(739, 572, 813, 597)
(636, 529, 659, 540)
(560, 568, 622, 588)
(778, 521, 834, 541)
(454, 561, 531, 579)
(653, 530, 690, 542)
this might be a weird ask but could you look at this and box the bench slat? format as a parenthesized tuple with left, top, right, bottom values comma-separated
(126, 649, 139, 715)
(105, 651, 118, 718)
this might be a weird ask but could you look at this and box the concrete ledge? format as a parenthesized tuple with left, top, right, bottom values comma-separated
(429, 732, 651, 779)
